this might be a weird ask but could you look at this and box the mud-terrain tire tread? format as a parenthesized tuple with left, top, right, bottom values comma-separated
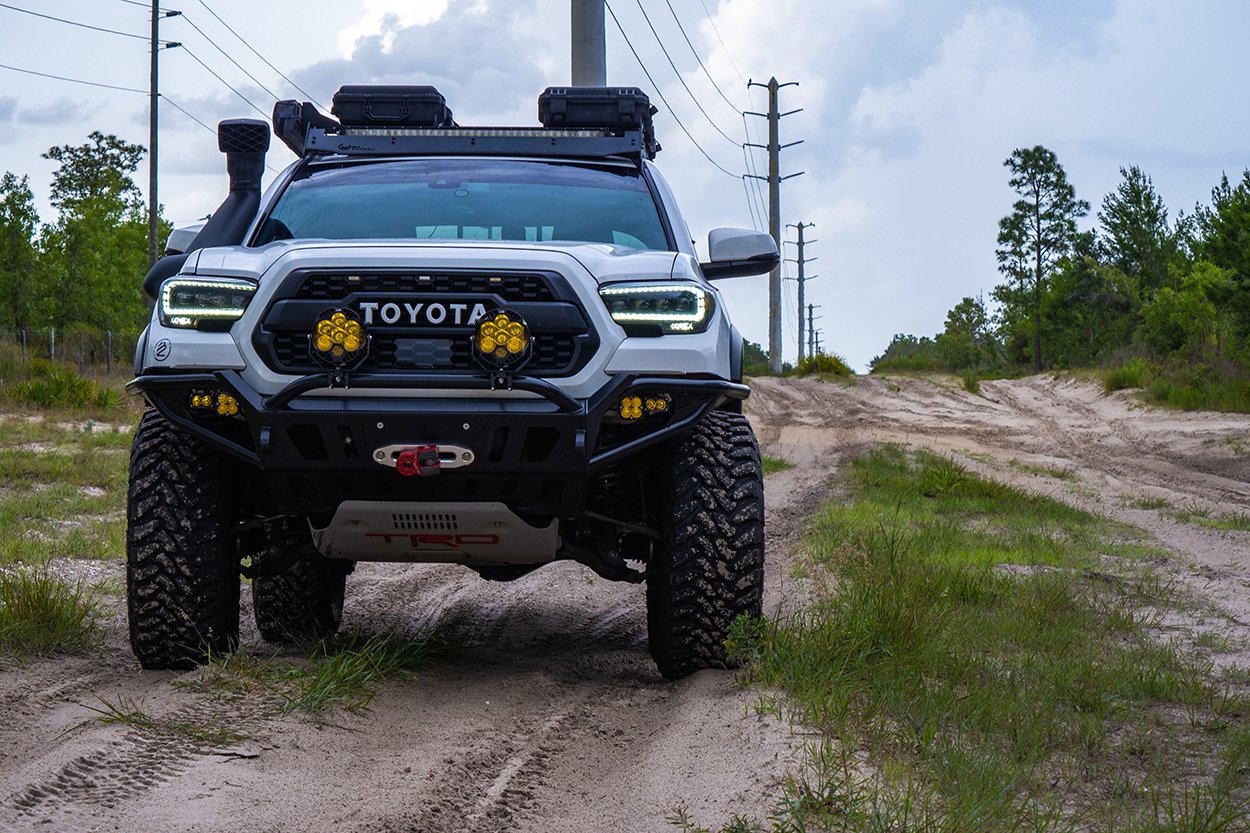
(253, 546, 346, 643)
(127, 410, 239, 669)
(647, 409, 764, 679)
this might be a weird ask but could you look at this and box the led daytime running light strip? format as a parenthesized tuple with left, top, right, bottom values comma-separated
(160, 278, 256, 319)
(341, 128, 609, 139)
(600, 284, 708, 324)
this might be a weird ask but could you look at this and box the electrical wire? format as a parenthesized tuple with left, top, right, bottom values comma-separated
(696, 0, 746, 85)
(634, 0, 738, 146)
(0, 62, 146, 93)
(114, 0, 170, 8)
(160, 95, 215, 134)
(180, 14, 280, 104)
(604, 0, 738, 179)
(196, 0, 325, 109)
(0, 2, 175, 42)
(179, 46, 269, 119)
(662, 0, 741, 114)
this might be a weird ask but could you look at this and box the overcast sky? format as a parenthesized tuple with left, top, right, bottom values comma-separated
(1, 0, 1247, 370)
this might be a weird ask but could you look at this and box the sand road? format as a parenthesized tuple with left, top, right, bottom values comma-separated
(1, 374, 1248, 832)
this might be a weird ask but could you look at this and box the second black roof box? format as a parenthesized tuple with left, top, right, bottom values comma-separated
(331, 85, 454, 127)
(539, 87, 657, 158)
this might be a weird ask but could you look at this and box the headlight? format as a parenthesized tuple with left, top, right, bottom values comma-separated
(599, 282, 714, 334)
(159, 278, 257, 329)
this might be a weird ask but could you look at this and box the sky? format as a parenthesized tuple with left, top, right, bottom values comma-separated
(1, 0, 1248, 370)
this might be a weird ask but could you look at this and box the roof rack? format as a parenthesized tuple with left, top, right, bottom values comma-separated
(273, 85, 660, 161)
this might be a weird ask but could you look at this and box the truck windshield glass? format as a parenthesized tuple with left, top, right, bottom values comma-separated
(253, 159, 670, 250)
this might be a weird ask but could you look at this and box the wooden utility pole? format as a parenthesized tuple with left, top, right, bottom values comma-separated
(571, 0, 607, 86)
(747, 79, 801, 372)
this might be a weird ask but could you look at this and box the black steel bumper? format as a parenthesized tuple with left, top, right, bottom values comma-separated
(126, 369, 748, 517)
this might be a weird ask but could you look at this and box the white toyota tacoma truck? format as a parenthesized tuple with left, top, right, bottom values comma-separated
(127, 85, 778, 678)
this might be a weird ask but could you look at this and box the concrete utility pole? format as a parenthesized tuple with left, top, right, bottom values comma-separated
(747, 78, 801, 373)
(149, 0, 159, 268)
(149, 4, 182, 268)
(807, 304, 814, 356)
(571, 0, 607, 86)
(787, 222, 816, 362)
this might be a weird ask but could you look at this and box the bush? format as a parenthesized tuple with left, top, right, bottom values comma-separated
(1105, 358, 1148, 392)
(0, 567, 102, 657)
(5, 365, 122, 410)
(795, 352, 853, 377)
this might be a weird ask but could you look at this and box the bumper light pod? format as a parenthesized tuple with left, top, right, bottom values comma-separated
(310, 308, 368, 368)
(473, 310, 532, 371)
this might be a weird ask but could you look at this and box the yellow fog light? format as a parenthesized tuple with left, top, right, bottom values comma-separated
(309, 308, 368, 368)
(473, 309, 532, 370)
(216, 393, 239, 416)
(644, 394, 671, 414)
(620, 396, 643, 420)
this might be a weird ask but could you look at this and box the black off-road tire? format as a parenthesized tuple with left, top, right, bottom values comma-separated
(647, 409, 765, 679)
(252, 538, 347, 643)
(127, 410, 240, 669)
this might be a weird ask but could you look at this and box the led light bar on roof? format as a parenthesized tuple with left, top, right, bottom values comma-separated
(342, 127, 609, 139)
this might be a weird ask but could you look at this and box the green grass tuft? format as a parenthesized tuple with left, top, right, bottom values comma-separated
(795, 352, 854, 377)
(761, 455, 796, 476)
(0, 566, 102, 658)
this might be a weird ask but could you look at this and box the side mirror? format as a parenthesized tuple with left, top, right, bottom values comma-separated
(700, 228, 779, 279)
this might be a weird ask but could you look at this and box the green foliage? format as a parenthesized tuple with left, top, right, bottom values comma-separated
(794, 351, 852, 376)
(1100, 165, 1178, 290)
(741, 339, 773, 376)
(0, 131, 167, 337)
(724, 446, 1249, 831)
(994, 146, 1090, 372)
(5, 363, 123, 410)
(870, 334, 940, 371)
(761, 455, 796, 476)
(0, 567, 102, 658)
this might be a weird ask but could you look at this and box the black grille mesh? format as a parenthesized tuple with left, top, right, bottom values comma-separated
(293, 272, 555, 303)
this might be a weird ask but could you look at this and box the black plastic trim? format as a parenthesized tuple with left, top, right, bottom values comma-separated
(699, 253, 780, 280)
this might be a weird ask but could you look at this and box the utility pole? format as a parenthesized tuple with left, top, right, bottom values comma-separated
(746, 78, 802, 373)
(149, 4, 182, 268)
(807, 304, 820, 357)
(571, 0, 606, 86)
(786, 222, 816, 362)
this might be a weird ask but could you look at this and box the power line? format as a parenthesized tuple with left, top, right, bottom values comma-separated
(180, 14, 280, 104)
(195, 0, 325, 109)
(696, 0, 746, 85)
(633, 0, 739, 146)
(179, 46, 269, 119)
(0, 61, 146, 94)
(662, 0, 741, 114)
(161, 95, 215, 134)
(0, 2, 175, 42)
(604, 0, 738, 178)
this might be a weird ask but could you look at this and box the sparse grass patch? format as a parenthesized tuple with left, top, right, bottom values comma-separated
(1167, 506, 1250, 533)
(0, 413, 136, 565)
(82, 697, 248, 746)
(0, 566, 102, 658)
(762, 456, 796, 476)
(1127, 496, 1173, 510)
(1007, 457, 1078, 481)
(175, 632, 446, 717)
(718, 445, 1250, 832)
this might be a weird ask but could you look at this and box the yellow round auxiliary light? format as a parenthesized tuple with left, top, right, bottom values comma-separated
(215, 393, 239, 416)
(309, 308, 368, 368)
(620, 396, 643, 420)
(473, 309, 532, 371)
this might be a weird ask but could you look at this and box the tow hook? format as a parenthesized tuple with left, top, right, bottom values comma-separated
(395, 444, 440, 477)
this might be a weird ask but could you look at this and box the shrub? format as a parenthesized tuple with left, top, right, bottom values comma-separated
(0, 567, 102, 657)
(5, 366, 122, 410)
(1105, 358, 1148, 392)
(795, 352, 853, 377)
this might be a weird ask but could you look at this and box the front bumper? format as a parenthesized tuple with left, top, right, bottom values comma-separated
(127, 369, 748, 518)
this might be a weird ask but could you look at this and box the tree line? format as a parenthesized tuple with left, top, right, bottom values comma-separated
(0, 132, 167, 337)
(874, 146, 1250, 405)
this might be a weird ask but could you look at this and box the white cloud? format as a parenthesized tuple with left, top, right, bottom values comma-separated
(338, 0, 451, 58)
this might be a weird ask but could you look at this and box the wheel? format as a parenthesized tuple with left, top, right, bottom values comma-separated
(253, 523, 346, 643)
(647, 409, 765, 679)
(127, 410, 240, 669)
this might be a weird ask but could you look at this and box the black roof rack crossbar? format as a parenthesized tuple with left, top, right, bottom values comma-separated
(303, 127, 648, 160)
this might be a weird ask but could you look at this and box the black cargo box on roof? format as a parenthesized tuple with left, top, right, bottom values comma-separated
(331, 85, 453, 127)
(539, 87, 657, 158)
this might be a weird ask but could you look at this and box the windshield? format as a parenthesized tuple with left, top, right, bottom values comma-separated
(253, 159, 670, 250)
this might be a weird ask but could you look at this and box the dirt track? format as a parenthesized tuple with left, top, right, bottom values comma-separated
(3, 374, 1249, 832)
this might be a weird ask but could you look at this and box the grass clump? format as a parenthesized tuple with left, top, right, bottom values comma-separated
(83, 697, 248, 746)
(722, 446, 1249, 832)
(178, 632, 445, 717)
(0, 566, 102, 658)
(794, 352, 853, 377)
(762, 455, 796, 476)
(5, 364, 123, 411)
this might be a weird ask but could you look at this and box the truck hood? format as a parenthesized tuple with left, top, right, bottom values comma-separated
(185, 239, 681, 285)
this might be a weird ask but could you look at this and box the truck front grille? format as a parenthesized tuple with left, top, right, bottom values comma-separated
(271, 333, 577, 373)
(293, 271, 555, 303)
